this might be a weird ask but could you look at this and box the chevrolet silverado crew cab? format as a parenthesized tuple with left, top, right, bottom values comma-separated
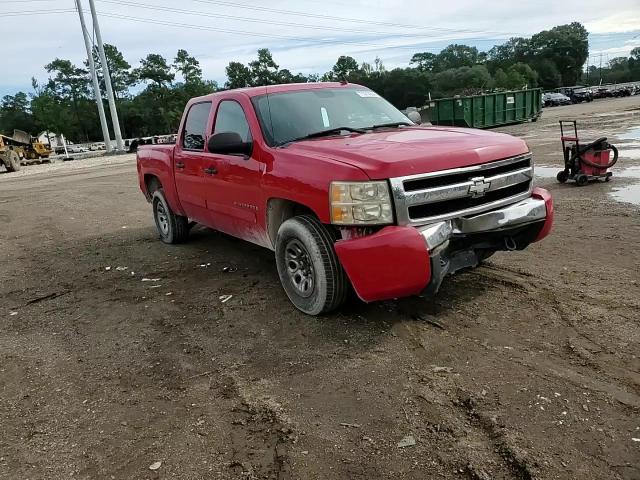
(137, 82, 553, 315)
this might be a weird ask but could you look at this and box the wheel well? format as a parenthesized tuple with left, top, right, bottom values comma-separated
(267, 198, 316, 248)
(144, 175, 162, 198)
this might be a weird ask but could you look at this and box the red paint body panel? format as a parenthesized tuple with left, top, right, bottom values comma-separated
(137, 145, 186, 216)
(532, 187, 554, 242)
(334, 227, 431, 302)
(285, 128, 529, 179)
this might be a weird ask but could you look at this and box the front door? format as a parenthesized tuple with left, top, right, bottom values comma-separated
(203, 99, 265, 245)
(173, 101, 212, 224)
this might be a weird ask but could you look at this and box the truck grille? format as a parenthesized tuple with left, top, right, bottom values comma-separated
(389, 154, 534, 226)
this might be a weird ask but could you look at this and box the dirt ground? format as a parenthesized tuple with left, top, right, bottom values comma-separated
(1, 96, 639, 480)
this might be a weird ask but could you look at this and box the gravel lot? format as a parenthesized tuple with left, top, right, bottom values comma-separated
(1, 96, 639, 480)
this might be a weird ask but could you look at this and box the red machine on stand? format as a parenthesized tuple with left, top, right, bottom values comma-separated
(556, 120, 619, 186)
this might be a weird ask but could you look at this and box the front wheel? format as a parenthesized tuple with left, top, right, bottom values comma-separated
(556, 170, 568, 183)
(275, 215, 348, 315)
(152, 189, 189, 244)
(3, 150, 21, 172)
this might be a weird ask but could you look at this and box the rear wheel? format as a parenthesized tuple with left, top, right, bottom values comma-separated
(576, 174, 589, 187)
(152, 189, 189, 244)
(275, 215, 348, 315)
(3, 150, 21, 172)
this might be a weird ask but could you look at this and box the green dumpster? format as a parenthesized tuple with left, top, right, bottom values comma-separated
(422, 88, 542, 128)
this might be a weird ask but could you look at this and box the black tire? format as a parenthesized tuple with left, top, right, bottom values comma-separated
(4, 150, 21, 172)
(275, 215, 348, 315)
(556, 170, 569, 183)
(151, 189, 189, 244)
(576, 174, 588, 187)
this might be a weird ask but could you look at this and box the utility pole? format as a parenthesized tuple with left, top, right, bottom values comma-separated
(599, 52, 603, 86)
(88, 0, 124, 151)
(75, 0, 112, 152)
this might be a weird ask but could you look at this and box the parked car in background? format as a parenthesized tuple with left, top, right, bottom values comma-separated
(67, 145, 87, 154)
(569, 88, 592, 104)
(543, 92, 572, 107)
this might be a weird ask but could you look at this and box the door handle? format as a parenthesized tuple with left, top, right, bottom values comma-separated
(203, 167, 217, 175)
(175, 162, 185, 169)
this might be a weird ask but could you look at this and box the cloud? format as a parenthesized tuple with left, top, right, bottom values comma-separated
(590, 42, 640, 57)
(1, 0, 638, 96)
(585, 12, 640, 34)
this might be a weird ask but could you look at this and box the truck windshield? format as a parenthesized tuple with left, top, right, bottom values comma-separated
(251, 88, 411, 146)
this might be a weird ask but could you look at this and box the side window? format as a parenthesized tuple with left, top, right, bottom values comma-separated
(213, 101, 252, 143)
(182, 102, 211, 150)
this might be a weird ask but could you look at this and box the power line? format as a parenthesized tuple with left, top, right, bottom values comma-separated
(96, 11, 449, 51)
(96, 0, 510, 43)
(8, 0, 518, 37)
(188, 0, 518, 36)
(0, 9, 76, 16)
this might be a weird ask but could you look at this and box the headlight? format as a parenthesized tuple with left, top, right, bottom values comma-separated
(330, 181, 393, 225)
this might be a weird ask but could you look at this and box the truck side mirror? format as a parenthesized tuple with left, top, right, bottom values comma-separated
(207, 132, 253, 157)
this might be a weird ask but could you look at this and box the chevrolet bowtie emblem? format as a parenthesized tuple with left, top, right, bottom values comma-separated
(468, 177, 491, 197)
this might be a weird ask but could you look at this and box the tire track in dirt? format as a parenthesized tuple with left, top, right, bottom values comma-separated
(467, 267, 640, 406)
(389, 313, 537, 479)
(390, 260, 638, 479)
(456, 393, 537, 480)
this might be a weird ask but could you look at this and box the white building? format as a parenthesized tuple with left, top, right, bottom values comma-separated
(37, 131, 67, 148)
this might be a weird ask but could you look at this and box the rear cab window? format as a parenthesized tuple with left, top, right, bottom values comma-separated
(182, 102, 212, 150)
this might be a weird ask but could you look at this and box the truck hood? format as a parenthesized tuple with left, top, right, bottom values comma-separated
(285, 127, 529, 179)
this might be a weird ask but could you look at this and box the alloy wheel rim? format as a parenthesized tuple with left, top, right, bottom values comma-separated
(284, 239, 315, 298)
(155, 201, 170, 236)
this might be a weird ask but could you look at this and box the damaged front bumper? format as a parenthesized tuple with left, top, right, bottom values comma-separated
(334, 187, 553, 302)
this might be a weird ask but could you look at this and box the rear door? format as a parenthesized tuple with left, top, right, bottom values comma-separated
(173, 101, 212, 224)
(202, 98, 265, 244)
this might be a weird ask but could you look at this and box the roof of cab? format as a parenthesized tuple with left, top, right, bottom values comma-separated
(190, 82, 363, 104)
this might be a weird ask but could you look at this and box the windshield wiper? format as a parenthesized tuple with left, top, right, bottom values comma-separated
(278, 126, 366, 146)
(369, 121, 412, 129)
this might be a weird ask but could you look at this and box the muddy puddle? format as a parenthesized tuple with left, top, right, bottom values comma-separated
(618, 146, 640, 159)
(535, 165, 640, 206)
(616, 126, 640, 141)
(608, 165, 640, 206)
(610, 184, 640, 206)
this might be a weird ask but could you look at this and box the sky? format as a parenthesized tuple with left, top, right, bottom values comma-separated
(1, 0, 639, 97)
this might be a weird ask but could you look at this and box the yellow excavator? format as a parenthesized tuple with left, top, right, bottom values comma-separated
(0, 130, 52, 171)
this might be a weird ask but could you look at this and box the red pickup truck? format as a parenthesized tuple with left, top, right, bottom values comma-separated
(137, 82, 553, 315)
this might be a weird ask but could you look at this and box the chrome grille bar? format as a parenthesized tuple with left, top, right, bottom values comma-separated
(403, 167, 533, 206)
(390, 154, 534, 226)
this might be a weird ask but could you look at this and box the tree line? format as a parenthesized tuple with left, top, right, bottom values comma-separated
(1, 21, 639, 143)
